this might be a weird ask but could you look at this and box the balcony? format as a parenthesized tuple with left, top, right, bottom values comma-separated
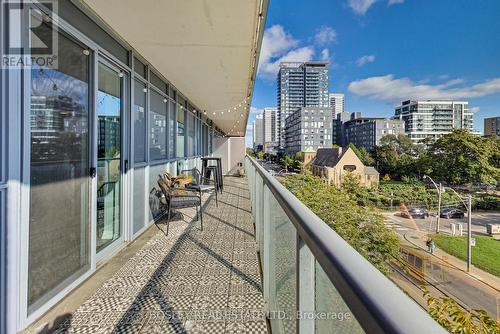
(21, 156, 445, 334)
(24, 174, 268, 334)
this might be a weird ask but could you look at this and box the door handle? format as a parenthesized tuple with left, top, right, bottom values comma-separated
(124, 160, 129, 173)
(89, 167, 97, 178)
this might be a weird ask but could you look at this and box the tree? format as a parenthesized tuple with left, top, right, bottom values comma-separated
(281, 155, 294, 172)
(293, 152, 304, 172)
(256, 151, 264, 159)
(280, 172, 400, 274)
(427, 129, 500, 185)
(348, 143, 375, 166)
(373, 134, 425, 179)
(422, 288, 500, 333)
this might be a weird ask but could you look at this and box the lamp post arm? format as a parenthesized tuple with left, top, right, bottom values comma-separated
(424, 175, 439, 192)
(443, 186, 469, 210)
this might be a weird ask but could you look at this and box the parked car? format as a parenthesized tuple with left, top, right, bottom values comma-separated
(440, 208, 465, 219)
(408, 208, 429, 219)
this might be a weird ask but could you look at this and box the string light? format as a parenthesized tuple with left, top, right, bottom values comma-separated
(148, 94, 251, 135)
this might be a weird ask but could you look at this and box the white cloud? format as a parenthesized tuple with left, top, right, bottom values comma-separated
(258, 25, 301, 80)
(320, 49, 330, 62)
(258, 45, 315, 80)
(250, 106, 263, 115)
(348, 74, 500, 103)
(258, 25, 321, 80)
(348, 0, 376, 15)
(258, 25, 298, 68)
(314, 26, 337, 45)
(347, 0, 404, 15)
(469, 106, 480, 113)
(356, 54, 375, 67)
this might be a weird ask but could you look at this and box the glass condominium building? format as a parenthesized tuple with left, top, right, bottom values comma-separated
(277, 61, 329, 148)
(329, 92, 345, 119)
(394, 100, 474, 143)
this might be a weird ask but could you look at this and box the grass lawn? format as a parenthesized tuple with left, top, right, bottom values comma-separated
(431, 234, 500, 277)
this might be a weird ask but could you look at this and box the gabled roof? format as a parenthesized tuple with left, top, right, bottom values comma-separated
(364, 166, 379, 175)
(312, 148, 346, 167)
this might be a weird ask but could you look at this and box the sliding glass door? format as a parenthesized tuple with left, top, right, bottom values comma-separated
(28, 18, 91, 312)
(96, 60, 124, 253)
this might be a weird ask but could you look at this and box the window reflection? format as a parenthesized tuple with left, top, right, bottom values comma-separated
(187, 113, 195, 156)
(149, 91, 167, 160)
(177, 107, 185, 158)
(96, 62, 122, 252)
(133, 80, 146, 163)
(29, 22, 90, 310)
(168, 101, 175, 158)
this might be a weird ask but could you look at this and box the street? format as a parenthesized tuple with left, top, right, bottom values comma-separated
(384, 212, 500, 235)
(384, 211, 500, 319)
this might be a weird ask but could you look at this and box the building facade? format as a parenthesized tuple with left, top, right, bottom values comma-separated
(277, 61, 329, 148)
(344, 116, 405, 151)
(310, 147, 379, 188)
(253, 114, 264, 149)
(394, 100, 474, 143)
(283, 107, 333, 154)
(329, 93, 345, 118)
(484, 117, 500, 137)
(262, 107, 279, 153)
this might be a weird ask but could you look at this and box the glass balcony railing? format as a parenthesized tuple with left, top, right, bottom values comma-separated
(245, 155, 446, 334)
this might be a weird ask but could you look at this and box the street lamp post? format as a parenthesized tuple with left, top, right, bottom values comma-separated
(423, 175, 442, 233)
(467, 194, 472, 272)
(443, 186, 473, 272)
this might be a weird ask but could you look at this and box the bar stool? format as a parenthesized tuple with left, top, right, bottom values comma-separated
(206, 166, 220, 193)
(201, 157, 223, 193)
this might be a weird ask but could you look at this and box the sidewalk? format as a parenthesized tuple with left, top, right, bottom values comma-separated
(403, 229, 500, 293)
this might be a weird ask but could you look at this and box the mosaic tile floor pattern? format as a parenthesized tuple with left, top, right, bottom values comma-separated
(52, 176, 268, 334)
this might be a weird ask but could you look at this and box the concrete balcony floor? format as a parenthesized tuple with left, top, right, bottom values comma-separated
(28, 176, 267, 334)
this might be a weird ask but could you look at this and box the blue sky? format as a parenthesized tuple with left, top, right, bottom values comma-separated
(246, 0, 500, 146)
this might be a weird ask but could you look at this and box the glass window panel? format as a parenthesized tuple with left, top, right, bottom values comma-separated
(133, 80, 146, 163)
(150, 72, 167, 92)
(203, 124, 208, 156)
(168, 101, 175, 158)
(187, 113, 195, 157)
(133, 167, 146, 234)
(209, 126, 213, 154)
(28, 20, 90, 310)
(149, 91, 167, 161)
(134, 57, 146, 78)
(59, 1, 129, 65)
(96, 62, 122, 253)
(177, 108, 185, 158)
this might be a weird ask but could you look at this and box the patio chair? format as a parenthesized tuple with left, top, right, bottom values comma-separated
(181, 168, 218, 207)
(157, 175, 203, 235)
